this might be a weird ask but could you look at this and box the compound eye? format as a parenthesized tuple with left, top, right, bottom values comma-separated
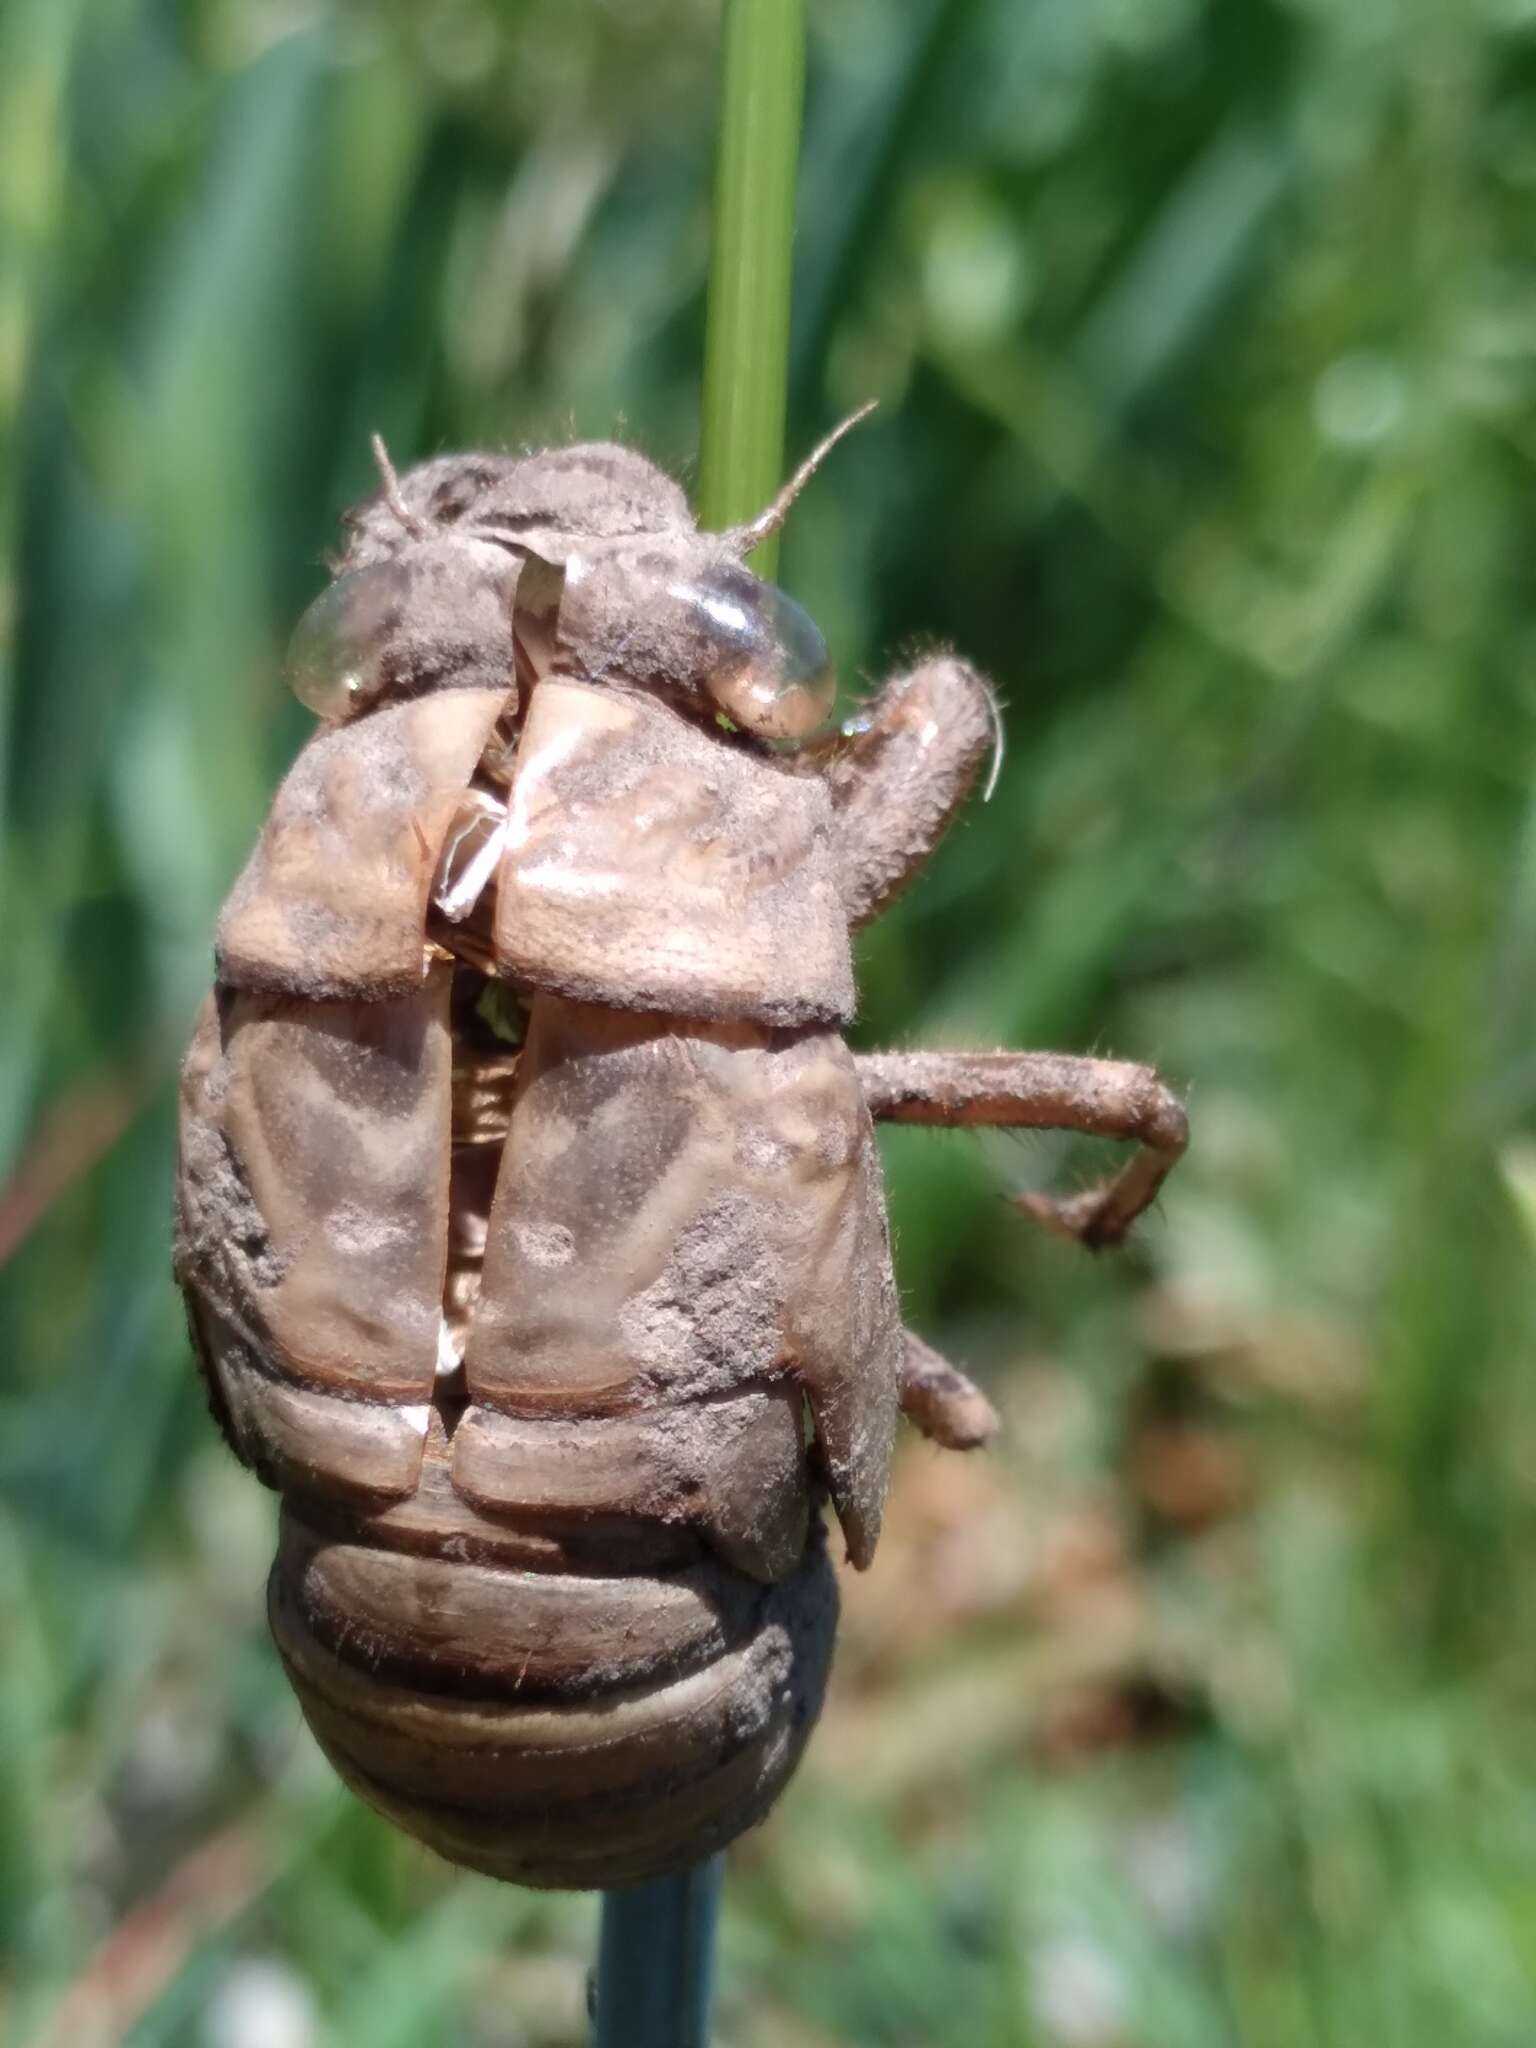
(286, 559, 410, 720)
(673, 567, 836, 740)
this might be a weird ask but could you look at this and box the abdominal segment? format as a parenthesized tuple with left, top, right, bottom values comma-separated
(269, 1426, 839, 1889)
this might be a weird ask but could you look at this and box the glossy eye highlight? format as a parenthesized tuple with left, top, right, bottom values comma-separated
(671, 566, 836, 740)
(285, 560, 409, 720)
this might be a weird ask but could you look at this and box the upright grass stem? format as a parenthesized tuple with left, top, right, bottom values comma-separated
(695, 0, 808, 579)
(591, 6, 807, 2039)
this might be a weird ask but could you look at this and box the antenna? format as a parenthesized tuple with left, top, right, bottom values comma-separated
(725, 401, 877, 555)
(370, 432, 430, 541)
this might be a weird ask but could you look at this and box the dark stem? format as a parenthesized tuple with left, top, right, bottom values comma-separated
(592, 1858, 726, 2048)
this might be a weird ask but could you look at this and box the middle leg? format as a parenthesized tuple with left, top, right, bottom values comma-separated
(858, 1048, 1188, 1250)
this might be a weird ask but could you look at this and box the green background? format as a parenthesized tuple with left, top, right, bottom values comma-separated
(7, 1, 1536, 2042)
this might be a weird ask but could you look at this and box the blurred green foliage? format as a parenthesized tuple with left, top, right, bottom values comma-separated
(7, 0, 1536, 2042)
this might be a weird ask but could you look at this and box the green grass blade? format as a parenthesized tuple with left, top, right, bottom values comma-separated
(695, 0, 808, 577)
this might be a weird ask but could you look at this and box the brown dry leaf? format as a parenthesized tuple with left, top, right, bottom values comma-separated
(29, 1821, 266, 2048)
(1130, 1422, 1252, 1533)
(1136, 1282, 1368, 1413)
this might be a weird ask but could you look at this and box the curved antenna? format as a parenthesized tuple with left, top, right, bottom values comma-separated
(725, 401, 878, 555)
(370, 432, 431, 542)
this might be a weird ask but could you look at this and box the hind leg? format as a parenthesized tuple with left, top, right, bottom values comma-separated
(899, 1329, 1000, 1450)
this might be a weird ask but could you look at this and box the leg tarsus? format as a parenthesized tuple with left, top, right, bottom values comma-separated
(1009, 1071, 1187, 1249)
(900, 1329, 1000, 1451)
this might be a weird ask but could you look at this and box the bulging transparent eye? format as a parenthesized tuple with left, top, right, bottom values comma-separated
(285, 559, 410, 720)
(671, 567, 836, 741)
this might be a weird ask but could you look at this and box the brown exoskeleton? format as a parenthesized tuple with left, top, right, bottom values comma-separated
(173, 422, 1187, 1890)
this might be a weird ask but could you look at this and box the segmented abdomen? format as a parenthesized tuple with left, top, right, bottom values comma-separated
(269, 1432, 838, 1890)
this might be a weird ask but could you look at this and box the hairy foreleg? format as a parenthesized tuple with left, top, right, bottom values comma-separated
(899, 1329, 1000, 1450)
(858, 1050, 1188, 1250)
(818, 656, 1001, 927)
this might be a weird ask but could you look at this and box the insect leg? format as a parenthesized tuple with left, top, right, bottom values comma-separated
(856, 1050, 1187, 1249)
(900, 1329, 1000, 1450)
(819, 656, 1000, 927)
